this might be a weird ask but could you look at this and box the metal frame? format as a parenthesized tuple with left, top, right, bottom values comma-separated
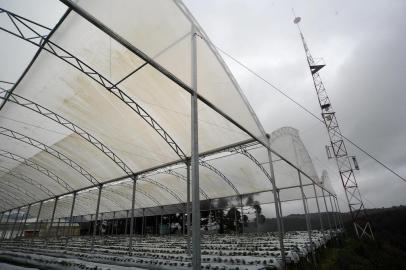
(0, 91, 133, 176)
(0, 6, 345, 265)
(0, 180, 38, 202)
(139, 177, 183, 204)
(0, 127, 99, 185)
(0, 149, 73, 191)
(0, 7, 187, 163)
(0, 166, 55, 197)
(295, 19, 373, 239)
(199, 160, 239, 195)
(155, 169, 209, 200)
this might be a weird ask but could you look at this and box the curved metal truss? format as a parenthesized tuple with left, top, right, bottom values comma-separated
(229, 146, 272, 182)
(0, 7, 187, 162)
(199, 160, 240, 195)
(0, 180, 39, 202)
(133, 186, 162, 207)
(0, 149, 73, 191)
(150, 168, 209, 200)
(0, 127, 100, 185)
(0, 165, 55, 197)
(271, 127, 320, 183)
(74, 193, 121, 215)
(103, 188, 144, 209)
(139, 177, 184, 204)
(103, 180, 164, 210)
(0, 91, 133, 176)
(0, 198, 14, 210)
(0, 189, 29, 206)
(119, 181, 177, 210)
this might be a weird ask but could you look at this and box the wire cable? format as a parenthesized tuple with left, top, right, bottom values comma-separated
(215, 46, 406, 184)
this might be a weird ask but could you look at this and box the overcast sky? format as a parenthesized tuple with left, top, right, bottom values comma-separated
(1, 0, 405, 216)
(183, 0, 406, 211)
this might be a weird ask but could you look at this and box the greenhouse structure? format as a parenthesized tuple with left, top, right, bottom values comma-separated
(0, 1, 344, 269)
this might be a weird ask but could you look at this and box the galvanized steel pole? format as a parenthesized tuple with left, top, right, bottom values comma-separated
(20, 204, 30, 237)
(91, 184, 103, 252)
(16, 208, 26, 238)
(88, 214, 93, 236)
(334, 197, 344, 230)
(10, 207, 21, 239)
(186, 161, 191, 256)
(125, 210, 129, 235)
(56, 218, 61, 237)
(329, 195, 338, 231)
(277, 190, 285, 235)
(142, 208, 145, 237)
(67, 192, 76, 239)
(1, 210, 11, 240)
(321, 189, 332, 237)
(240, 196, 244, 234)
(267, 143, 286, 268)
(48, 197, 58, 237)
(312, 184, 324, 236)
(129, 177, 136, 253)
(298, 170, 316, 265)
(32, 201, 43, 241)
(191, 25, 201, 270)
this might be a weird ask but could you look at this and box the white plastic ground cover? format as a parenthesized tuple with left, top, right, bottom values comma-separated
(0, 262, 39, 270)
(0, 231, 342, 270)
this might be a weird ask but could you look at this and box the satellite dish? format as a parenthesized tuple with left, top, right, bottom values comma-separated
(293, 17, 301, 24)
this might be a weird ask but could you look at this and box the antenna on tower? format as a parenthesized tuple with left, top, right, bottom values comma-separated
(293, 15, 374, 240)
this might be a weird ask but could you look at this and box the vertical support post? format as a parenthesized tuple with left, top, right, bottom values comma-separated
(88, 214, 93, 236)
(240, 196, 244, 234)
(56, 218, 61, 237)
(313, 184, 324, 236)
(234, 208, 237, 234)
(329, 195, 338, 231)
(191, 25, 201, 270)
(32, 201, 43, 241)
(125, 210, 129, 235)
(298, 170, 316, 265)
(0, 212, 3, 240)
(142, 208, 145, 237)
(113, 211, 116, 235)
(0, 212, 3, 237)
(277, 190, 285, 235)
(100, 213, 104, 237)
(80, 215, 84, 235)
(182, 205, 186, 235)
(160, 207, 163, 236)
(334, 197, 342, 230)
(1, 210, 11, 240)
(10, 207, 21, 239)
(156, 214, 159, 235)
(334, 197, 344, 231)
(67, 192, 76, 239)
(48, 197, 58, 238)
(20, 205, 31, 237)
(16, 208, 26, 238)
(267, 144, 286, 268)
(321, 188, 332, 238)
(129, 177, 136, 254)
(91, 184, 103, 252)
(186, 161, 191, 256)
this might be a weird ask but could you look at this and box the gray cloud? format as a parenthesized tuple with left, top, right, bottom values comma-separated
(185, 0, 406, 211)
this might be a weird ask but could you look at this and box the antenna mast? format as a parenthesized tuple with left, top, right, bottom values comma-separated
(293, 16, 374, 239)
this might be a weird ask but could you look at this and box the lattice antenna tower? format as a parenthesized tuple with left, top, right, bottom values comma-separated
(293, 16, 374, 239)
